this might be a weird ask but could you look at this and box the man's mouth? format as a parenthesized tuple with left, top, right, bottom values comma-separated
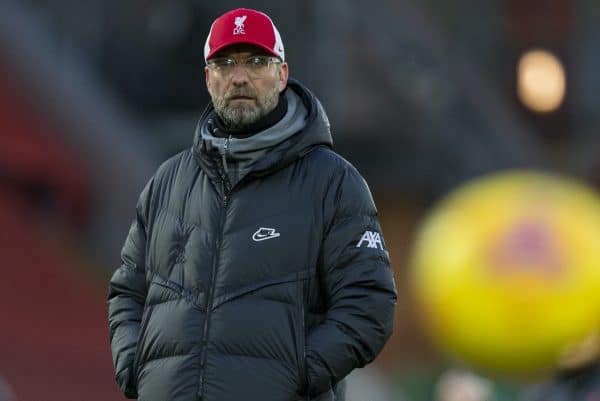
(229, 96, 254, 101)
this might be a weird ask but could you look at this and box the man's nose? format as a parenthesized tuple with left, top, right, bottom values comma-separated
(230, 64, 251, 85)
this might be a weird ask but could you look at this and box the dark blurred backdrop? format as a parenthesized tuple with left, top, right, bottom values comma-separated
(1, 1, 599, 400)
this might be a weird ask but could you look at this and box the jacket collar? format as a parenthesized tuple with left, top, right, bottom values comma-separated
(192, 78, 333, 188)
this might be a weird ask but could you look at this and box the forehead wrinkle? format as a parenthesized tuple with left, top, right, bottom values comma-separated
(213, 44, 270, 59)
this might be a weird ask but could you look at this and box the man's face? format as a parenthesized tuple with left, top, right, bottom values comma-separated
(205, 44, 289, 130)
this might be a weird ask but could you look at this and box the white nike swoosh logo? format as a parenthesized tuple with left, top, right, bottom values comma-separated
(252, 228, 281, 242)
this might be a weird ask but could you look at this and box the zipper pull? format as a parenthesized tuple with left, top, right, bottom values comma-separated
(221, 135, 231, 173)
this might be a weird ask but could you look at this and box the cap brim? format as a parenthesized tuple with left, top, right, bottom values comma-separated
(205, 39, 282, 61)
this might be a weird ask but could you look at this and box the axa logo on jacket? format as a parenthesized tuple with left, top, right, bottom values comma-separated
(356, 230, 385, 250)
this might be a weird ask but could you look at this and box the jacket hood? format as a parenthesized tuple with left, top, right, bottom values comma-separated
(193, 78, 333, 184)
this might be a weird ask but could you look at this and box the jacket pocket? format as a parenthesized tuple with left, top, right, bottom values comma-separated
(131, 303, 152, 385)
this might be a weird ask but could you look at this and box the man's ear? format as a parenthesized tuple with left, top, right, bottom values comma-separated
(205, 67, 213, 95)
(278, 62, 289, 93)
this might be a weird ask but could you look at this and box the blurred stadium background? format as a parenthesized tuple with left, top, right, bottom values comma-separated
(1, 0, 600, 400)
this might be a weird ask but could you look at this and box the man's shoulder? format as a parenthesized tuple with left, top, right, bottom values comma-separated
(153, 148, 195, 180)
(143, 149, 197, 194)
(304, 146, 364, 181)
(305, 146, 355, 172)
(305, 146, 377, 215)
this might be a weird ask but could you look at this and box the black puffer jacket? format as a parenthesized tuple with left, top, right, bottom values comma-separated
(108, 80, 397, 401)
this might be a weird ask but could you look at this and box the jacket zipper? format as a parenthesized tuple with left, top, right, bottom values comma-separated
(297, 274, 309, 401)
(303, 289, 311, 401)
(198, 167, 231, 399)
(221, 135, 231, 173)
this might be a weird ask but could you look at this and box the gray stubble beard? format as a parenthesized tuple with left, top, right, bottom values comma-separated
(213, 83, 280, 130)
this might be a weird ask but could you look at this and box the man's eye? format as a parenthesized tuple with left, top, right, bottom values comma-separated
(246, 57, 268, 67)
(212, 59, 235, 68)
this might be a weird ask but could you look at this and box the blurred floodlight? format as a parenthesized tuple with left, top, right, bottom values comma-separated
(517, 49, 566, 113)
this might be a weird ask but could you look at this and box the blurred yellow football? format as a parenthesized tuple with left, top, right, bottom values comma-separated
(410, 170, 600, 379)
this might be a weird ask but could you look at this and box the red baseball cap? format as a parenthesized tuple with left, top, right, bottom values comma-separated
(204, 8, 285, 62)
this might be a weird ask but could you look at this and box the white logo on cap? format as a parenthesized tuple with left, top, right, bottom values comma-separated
(233, 15, 247, 35)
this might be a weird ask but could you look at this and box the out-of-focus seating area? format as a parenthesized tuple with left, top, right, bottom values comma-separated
(2, 0, 600, 400)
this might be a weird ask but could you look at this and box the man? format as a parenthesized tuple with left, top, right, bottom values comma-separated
(108, 8, 397, 401)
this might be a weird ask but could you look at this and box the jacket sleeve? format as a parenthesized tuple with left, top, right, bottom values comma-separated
(107, 177, 153, 399)
(305, 164, 397, 397)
